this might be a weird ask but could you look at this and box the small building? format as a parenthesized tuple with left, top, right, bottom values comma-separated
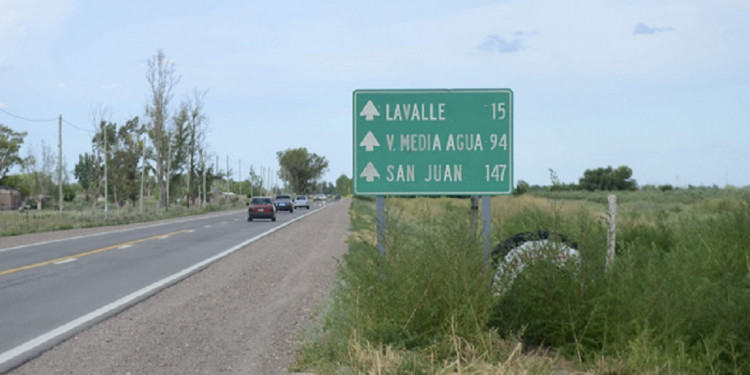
(0, 186, 22, 210)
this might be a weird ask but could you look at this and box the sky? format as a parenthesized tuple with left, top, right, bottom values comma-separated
(1, 0, 749, 189)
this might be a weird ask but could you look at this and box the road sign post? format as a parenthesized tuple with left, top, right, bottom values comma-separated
(353, 89, 513, 257)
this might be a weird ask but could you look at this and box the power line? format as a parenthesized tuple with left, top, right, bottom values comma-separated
(0, 107, 58, 123)
(0, 107, 93, 134)
(63, 118, 94, 134)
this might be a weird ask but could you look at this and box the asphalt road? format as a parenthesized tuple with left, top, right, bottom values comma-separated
(0, 202, 328, 373)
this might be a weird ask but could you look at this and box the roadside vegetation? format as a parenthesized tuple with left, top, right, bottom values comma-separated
(0, 197, 247, 237)
(294, 187, 750, 374)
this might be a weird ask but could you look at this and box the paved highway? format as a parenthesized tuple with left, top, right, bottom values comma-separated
(0, 202, 329, 372)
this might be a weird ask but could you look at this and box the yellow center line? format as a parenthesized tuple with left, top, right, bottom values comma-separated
(0, 229, 189, 277)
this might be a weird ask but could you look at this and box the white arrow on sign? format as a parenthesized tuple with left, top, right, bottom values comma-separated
(359, 131, 380, 151)
(359, 100, 380, 121)
(360, 162, 380, 182)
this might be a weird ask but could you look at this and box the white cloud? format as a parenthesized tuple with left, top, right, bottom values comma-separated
(478, 34, 524, 54)
(633, 22, 673, 35)
(101, 82, 121, 90)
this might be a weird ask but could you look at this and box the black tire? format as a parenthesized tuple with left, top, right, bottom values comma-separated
(248, 217, 253, 222)
(272, 215, 276, 222)
(290, 209, 294, 213)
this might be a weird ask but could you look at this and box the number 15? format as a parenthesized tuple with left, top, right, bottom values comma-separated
(491, 102, 506, 120)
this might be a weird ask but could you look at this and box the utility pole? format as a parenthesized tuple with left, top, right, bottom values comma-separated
(104, 123, 108, 220)
(188, 113, 195, 208)
(58, 115, 63, 212)
(239, 159, 242, 197)
(226, 155, 230, 193)
(167, 138, 171, 210)
(187, 141, 191, 209)
(202, 150, 206, 208)
(139, 135, 146, 215)
(260, 166, 265, 194)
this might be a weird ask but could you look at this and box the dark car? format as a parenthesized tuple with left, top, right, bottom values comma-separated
(247, 196, 276, 221)
(275, 194, 294, 213)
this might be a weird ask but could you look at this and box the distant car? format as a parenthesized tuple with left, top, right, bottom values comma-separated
(275, 194, 294, 213)
(294, 195, 310, 209)
(314, 194, 326, 201)
(247, 196, 276, 221)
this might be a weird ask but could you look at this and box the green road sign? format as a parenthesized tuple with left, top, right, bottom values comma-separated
(353, 89, 513, 196)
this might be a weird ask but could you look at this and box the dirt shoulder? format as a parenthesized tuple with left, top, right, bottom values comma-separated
(10, 199, 351, 374)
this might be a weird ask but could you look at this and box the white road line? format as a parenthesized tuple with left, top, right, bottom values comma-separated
(118, 245, 133, 249)
(54, 259, 77, 265)
(0, 202, 332, 370)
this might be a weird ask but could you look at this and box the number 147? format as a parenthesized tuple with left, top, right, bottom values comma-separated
(485, 164, 507, 182)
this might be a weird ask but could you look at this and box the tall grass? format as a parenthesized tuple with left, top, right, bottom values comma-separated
(295, 190, 750, 374)
(495, 192, 750, 373)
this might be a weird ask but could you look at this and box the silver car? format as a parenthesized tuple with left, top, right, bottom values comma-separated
(294, 195, 310, 209)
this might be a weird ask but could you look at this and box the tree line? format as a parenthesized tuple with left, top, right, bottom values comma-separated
(515, 165, 638, 195)
(1, 49, 344, 211)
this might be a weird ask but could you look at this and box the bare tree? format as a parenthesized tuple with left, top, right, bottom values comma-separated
(89, 105, 109, 211)
(145, 49, 180, 209)
(186, 89, 208, 208)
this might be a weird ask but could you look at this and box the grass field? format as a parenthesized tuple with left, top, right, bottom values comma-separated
(294, 188, 750, 374)
(0, 197, 246, 237)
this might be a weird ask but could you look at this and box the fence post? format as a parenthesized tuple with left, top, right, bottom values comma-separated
(470, 195, 479, 235)
(376, 195, 386, 256)
(606, 194, 617, 270)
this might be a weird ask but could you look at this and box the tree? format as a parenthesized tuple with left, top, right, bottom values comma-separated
(335, 174, 352, 196)
(579, 165, 637, 191)
(185, 89, 208, 207)
(167, 102, 191, 203)
(514, 180, 530, 196)
(74, 152, 97, 201)
(21, 142, 56, 209)
(145, 49, 180, 209)
(0, 124, 27, 181)
(247, 164, 264, 196)
(109, 117, 144, 206)
(276, 147, 328, 194)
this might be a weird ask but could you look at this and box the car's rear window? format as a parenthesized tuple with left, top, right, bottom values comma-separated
(251, 198, 271, 204)
(297, 196, 307, 200)
(276, 195, 291, 200)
